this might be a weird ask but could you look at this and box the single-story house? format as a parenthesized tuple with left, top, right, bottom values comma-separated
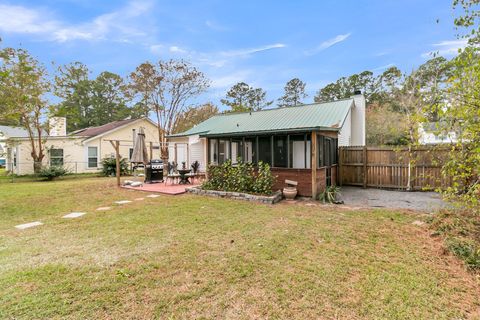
(168, 93, 366, 198)
(5, 117, 160, 175)
(0, 125, 32, 167)
(418, 122, 458, 145)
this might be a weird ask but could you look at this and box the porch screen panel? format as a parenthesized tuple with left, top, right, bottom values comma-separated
(218, 139, 230, 164)
(209, 139, 218, 164)
(289, 134, 311, 168)
(317, 135, 339, 167)
(274, 136, 288, 168)
(244, 138, 256, 163)
(231, 140, 242, 164)
(257, 136, 272, 165)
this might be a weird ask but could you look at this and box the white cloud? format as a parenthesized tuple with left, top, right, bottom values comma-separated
(372, 63, 396, 71)
(421, 39, 468, 58)
(0, 4, 59, 34)
(149, 43, 286, 68)
(220, 43, 286, 57)
(210, 70, 252, 89)
(305, 33, 351, 55)
(0, 0, 154, 43)
(169, 46, 188, 54)
(205, 20, 228, 32)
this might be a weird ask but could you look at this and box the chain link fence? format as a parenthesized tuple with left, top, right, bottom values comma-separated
(1, 161, 104, 183)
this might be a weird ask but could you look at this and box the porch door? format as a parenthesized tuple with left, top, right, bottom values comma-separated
(292, 140, 311, 169)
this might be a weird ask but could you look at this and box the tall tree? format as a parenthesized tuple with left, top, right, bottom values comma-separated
(53, 62, 92, 131)
(314, 71, 379, 103)
(129, 59, 209, 163)
(221, 82, 273, 112)
(0, 47, 50, 173)
(89, 71, 133, 126)
(278, 78, 307, 107)
(173, 103, 218, 134)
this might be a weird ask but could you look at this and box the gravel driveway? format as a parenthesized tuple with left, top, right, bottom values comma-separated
(339, 187, 446, 212)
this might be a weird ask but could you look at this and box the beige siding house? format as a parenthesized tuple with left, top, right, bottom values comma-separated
(6, 117, 160, 175)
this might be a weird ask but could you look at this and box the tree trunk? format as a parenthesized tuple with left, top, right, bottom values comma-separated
(33, 159, 42, 174)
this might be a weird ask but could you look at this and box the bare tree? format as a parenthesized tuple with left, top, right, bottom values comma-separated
(129, 60, 209, 163)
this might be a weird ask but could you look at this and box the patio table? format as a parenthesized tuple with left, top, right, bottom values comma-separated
(177, 169, 192, 185)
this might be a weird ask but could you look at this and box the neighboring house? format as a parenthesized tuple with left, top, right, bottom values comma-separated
(418, 122, 458, 145)
(0, 125, 30, 168)
(168, 93, 366, 198)
(5, 117, 160, 175)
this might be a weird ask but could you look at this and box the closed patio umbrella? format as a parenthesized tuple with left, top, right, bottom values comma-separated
(130, 127, 149, 165)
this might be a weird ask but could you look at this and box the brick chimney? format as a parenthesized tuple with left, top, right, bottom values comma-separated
(49, 117, 67, 136)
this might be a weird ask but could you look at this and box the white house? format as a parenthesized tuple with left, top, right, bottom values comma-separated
(5, 117, 160, 175)
(418, 122, 458, 145)
(0, 125, 31, 168)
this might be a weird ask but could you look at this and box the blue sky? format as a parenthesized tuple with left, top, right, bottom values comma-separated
(0, 0, 466, 110)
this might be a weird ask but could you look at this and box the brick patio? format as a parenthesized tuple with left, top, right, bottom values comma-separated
(122, 182, 201, 195)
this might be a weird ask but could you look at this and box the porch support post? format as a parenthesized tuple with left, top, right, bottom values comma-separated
(304, 133, 307, 168)
(311, 132, 318, 199)
(216, 139, 219, 164)
(287, 134, 290, 168)
(242, 137, 246, 162)
(271, 135, 274, 167)
(174, 143, 177, 164)
(204, 138, 209, 174)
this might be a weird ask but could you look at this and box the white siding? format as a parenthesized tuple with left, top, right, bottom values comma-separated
(351, 94, 366, 146)
(338, 108, 352, 147)
(188, 135, 205, 171)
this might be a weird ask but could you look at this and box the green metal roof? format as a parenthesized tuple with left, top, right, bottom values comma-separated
(170, 98, 354, 137)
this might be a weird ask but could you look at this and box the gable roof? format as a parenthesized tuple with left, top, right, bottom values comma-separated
(170, 98, 354, 137)
(0, 125, 30, 138)
(72, 119, 139, 137)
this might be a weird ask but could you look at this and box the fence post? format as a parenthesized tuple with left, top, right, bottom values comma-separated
(363, 146, 367, 189)
(338, 147, 343, 187)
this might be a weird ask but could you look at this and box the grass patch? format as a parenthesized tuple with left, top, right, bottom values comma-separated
(429, 209, 480, 271)
(0, 178, 479, 319)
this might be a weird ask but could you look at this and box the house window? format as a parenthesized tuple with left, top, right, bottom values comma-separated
(129, 148, 134, 160)
(88, 147, 98, 168)
(50, 148, 64, 167)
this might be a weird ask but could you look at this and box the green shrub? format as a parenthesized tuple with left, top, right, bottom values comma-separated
(318, 185, 342, 203)
(38, 166, 68, 181)
(252, 161, 276, 195)
(101, 157, 130, 176)
(202, 160, 276, 195)
(447, 239, 480, 271)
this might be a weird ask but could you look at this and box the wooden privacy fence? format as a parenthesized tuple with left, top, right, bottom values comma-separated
(338, 146, 452, 190)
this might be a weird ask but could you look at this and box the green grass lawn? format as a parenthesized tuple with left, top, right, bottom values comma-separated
(0, 177, 478, 319)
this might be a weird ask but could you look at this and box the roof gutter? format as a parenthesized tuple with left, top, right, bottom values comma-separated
(199, 126, 339, 138)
